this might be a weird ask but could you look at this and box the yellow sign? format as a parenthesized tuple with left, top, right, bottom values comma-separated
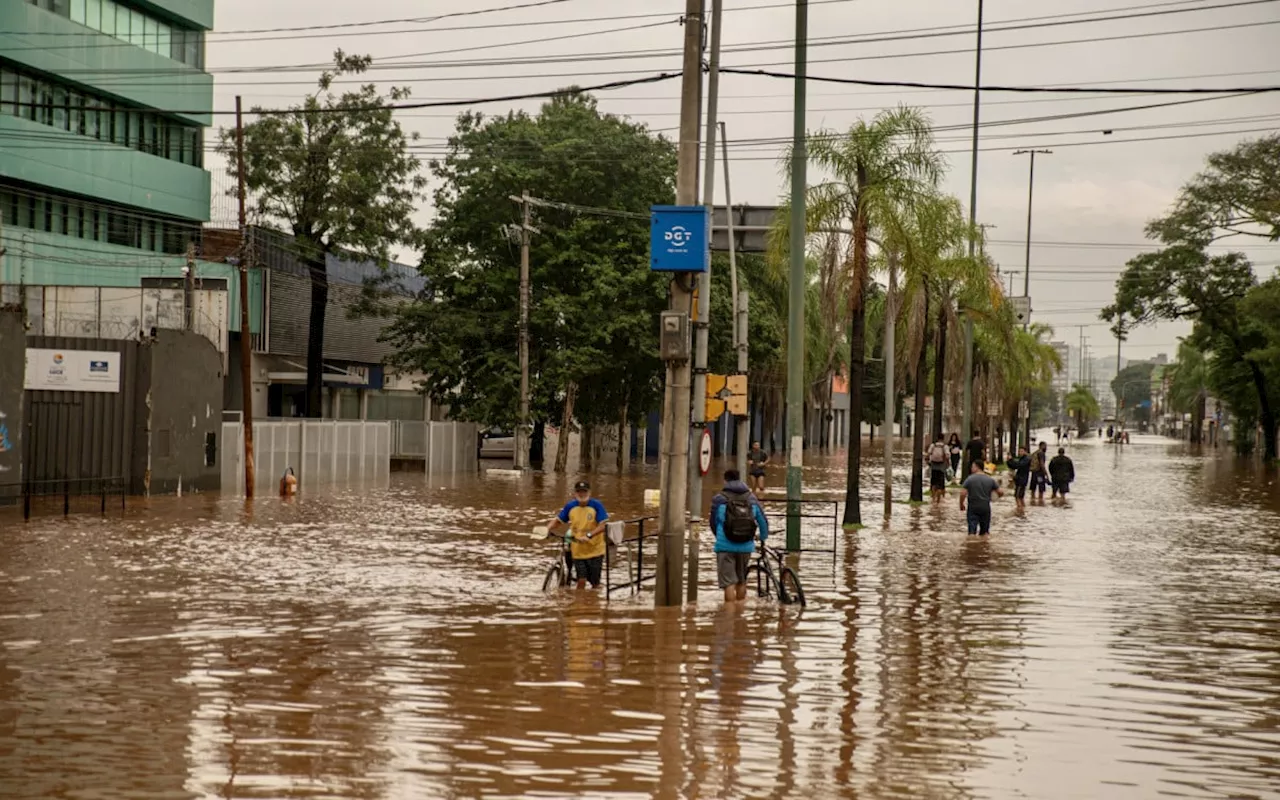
(705, 372, 748, 417)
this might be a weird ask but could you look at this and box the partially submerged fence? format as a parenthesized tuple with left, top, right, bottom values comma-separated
(389, 420, 479, 475)
(0, 476, 127, 520)
(605, 515, 660, 598)
(221, 420, 392, 496)
(759, 499, 840, 565)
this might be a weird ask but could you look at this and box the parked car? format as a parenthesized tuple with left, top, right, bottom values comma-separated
(479, 427, 515, 459)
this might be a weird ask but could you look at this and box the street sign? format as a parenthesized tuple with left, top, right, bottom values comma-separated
(1009, 295, 1031, 325)
(699, 429, 713, 475)
(650, 205, 710, 273)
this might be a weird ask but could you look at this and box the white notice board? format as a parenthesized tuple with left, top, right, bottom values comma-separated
(24, 348, 121, 393)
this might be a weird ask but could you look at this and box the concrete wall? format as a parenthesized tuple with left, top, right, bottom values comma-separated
(144, 329, 222, 493)
(0, 309, 24, 493)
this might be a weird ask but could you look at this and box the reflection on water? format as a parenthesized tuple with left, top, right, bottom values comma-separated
(2, 434, 1279, 798)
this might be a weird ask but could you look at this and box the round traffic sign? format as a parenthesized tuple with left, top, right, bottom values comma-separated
(699, 430, 713, 475)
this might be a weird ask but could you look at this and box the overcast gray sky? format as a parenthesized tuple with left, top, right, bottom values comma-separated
(206, 0, 1280, 364)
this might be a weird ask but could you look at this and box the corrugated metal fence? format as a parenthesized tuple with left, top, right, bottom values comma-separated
(220, 419, 478, 495)
(221, 420, 391, 496)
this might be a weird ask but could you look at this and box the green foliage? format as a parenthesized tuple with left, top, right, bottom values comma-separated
(1102, 136, 1280, 459)
(1066, 383, 1101, 425)
(219, 52, 425, 264)
(1111, 362, 1155, 421)
(382, 93, 676, 428)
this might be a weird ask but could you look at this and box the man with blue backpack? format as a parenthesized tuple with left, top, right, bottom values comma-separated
(710, 469, 771, 605)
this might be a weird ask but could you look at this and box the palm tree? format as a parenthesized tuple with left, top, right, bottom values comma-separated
(1167, 340, 1208, 443)
(1065, 383, 1101, 431)
(797, 107, 945, 527)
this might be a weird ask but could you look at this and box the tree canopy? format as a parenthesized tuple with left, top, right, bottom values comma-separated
(1111, 362, 1155, 422)
(382, 93, 676, 432)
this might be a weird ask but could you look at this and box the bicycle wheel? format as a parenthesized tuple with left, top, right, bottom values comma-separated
(542, 564, 563, 593)
(779, 567, 806, 607)
(745, 562, 779, 600)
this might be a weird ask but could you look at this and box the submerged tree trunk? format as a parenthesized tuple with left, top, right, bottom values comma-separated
(305, 257, 328, 418)
(909, 300, 930, 503)
(844, 288, 868, 526)
(1009, 405, 1019, 460)
(1245, 359, 1278, 461)
(932, 301, 947, 441)
(617, 402, 627, 473)
(1190, 390, 1205, 445)
(554, 382, 577, 473)
(580, 423, 593, 472)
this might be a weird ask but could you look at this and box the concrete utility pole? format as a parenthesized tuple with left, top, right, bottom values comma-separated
(721, 121, 749, 479)
(883, 252, 897, 518)
(1014, 148, 1051, 450)
(656, 0, 704, 608)
(510, 191, 537, 472)
(687, 0, 723, 603)
(961, 0, 985, 446)
(235, 96, 256, 499)
(785, 0, 809, 551)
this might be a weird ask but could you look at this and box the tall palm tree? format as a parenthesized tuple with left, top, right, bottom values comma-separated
(1065, 383, 1101, 431)
(797, 107, 944, 527)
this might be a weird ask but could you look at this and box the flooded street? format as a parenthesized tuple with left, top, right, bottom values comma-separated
(3, 434, 1280, 799)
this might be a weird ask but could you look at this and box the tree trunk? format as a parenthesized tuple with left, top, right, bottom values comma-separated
(1009, 406, 1019, 460)
(580, 423, 593, 472)
(844, 287, 867, 526)
(932, 300, 947, 441)
(305, 257, 328, 418)
(909, 303, 929, 503)
(1190, 390, 1205, 445)
(617, 401, 627, 473)
(1244, 360, 1278, 460)
(554, 382, 577, 473)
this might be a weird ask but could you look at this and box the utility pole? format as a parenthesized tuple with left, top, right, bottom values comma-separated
(687, 0, 722, 602)
(235, 96, 256, 499)
(509, 192, 538, 471)
(656, 0, 704, 608)
(184, 241, 196, 331)
(785, 0, 809, 551)
(882, 252, 896, 518)
(1014, 148, 1051, 450)
(721, 121, 749, 479)
(1114, 313, 1124, 417)
(961, 0, 985, 446)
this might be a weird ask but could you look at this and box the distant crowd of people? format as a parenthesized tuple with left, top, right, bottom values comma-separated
(927, 429, 1076, 536)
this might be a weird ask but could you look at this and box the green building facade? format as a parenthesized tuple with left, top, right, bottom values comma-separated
(0, 0, 261, 336)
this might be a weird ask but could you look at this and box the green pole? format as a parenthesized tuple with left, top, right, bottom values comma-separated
(786, 0, 808, 551)
(961, 0, 984, 452)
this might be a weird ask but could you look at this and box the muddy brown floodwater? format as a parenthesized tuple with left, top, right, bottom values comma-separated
(2, 434, 1280, 799)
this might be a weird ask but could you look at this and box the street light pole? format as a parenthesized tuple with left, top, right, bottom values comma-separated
(961, 0, 985, 447)
(1013, 148, 1051, 451)
(785, 0, 809, 551)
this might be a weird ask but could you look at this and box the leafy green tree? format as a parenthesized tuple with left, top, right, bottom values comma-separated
(1111, 362, 1155, 423)
(381, 93, 676, 469)
(1166, 340, 1208, 443)
(1104, 136, 1280, 459)
(219, 52, 425, 417)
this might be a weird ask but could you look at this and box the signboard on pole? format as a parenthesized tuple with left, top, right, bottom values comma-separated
(1009, 295, 1031, 325)
(699, 429, 712, 475)
(650, 205, 710, 273)
(24, 349, 120, 393)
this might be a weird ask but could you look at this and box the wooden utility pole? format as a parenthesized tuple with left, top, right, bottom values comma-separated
(655, 0, 704, 607)
(235, 96, 256, 498)
(509, 191, 537, 471)
(184, 242, 196, 331)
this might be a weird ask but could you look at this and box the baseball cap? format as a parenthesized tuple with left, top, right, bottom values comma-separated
(574, 480, 590, 492)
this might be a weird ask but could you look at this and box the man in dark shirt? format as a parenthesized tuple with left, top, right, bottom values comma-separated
(1049, 447, 1076, 501)
(1006, 445, 1031, 508)
(965, 430, 986, 472)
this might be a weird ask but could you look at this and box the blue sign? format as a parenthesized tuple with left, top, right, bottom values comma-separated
(650, 205, 710, 273)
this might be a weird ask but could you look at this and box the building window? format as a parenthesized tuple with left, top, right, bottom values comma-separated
(30, 0, 206, 68)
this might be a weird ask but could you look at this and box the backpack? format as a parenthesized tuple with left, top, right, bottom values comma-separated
(720, 490, 758, 544)
(928, 443, 948, 464)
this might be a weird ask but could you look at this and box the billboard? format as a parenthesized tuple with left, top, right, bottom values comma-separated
(24, 349, 121, 393)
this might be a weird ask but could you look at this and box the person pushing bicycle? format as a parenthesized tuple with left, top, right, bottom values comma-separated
(545, 480, 609, 590)
(710, 469, 770, 605)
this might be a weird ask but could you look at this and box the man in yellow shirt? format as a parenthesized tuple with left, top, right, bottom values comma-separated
(546, 480, 610, 590)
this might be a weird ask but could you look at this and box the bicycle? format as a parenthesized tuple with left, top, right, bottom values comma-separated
(533, 526, 574, 592)
(744, 543, 806, 607)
